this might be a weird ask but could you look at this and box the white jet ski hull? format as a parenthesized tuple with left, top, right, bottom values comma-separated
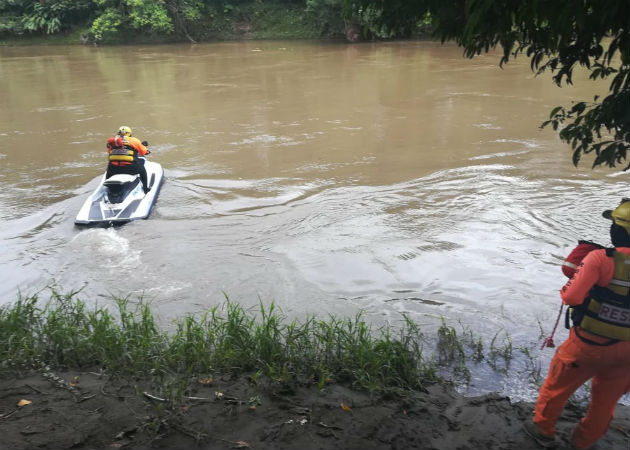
(75, 160, 164, 226)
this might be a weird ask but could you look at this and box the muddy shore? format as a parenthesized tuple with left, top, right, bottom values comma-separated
(1, 369, 628, 450)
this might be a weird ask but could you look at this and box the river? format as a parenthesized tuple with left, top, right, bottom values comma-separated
(0, 40, 626, 400)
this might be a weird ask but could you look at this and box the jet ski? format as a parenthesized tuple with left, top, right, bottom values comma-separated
(74, 158, 164, 227)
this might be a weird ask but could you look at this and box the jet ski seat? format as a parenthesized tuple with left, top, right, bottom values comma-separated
(104, 174, 138, 185)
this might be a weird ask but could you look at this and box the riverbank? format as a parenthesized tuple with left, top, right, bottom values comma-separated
(0, 2, 337, 46)
(0, 1, 435, 46)
(2, 368, 629, 449)
(0, 290, 628, 449)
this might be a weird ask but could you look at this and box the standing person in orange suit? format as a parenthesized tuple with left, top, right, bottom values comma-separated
(524, 199, 630, 449)
(106, 125, 151, 193)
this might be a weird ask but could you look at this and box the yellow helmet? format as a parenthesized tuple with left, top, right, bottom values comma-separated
(603, 199, 630, 234)
(117, 126, 132, 137)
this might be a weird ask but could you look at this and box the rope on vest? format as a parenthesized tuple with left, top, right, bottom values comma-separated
(541, 303, 564, 350)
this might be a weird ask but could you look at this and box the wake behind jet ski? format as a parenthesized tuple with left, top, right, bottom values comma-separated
(75, 125, 164, 227)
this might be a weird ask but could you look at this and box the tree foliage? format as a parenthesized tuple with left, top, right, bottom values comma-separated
(0, 0, 91, 34)
(305, 0, 346, 37)
(89, 0, 174, 41)
(0, 0, 407, 42)
(0, 1, 344, 41)
(346, 0, 630, 171)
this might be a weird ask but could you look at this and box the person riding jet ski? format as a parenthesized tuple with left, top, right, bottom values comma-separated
(106, 125, 151, 194)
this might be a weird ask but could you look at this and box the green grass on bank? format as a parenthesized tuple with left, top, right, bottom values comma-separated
(0, 288, 534, 401)
(0, 288, 444, 395)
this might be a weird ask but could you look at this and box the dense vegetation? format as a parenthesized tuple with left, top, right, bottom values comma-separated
(0, 0, 429, 43)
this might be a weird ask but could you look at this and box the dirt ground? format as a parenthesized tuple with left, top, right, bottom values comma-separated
(0, 369, 628, 450)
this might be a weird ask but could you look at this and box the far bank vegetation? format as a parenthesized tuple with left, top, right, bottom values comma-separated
(0, 0, 432, 44)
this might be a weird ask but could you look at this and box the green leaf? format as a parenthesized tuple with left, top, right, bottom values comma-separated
(549, 106, 562, 119)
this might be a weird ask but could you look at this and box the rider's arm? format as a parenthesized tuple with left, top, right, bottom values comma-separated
(131, 137, 148, 156)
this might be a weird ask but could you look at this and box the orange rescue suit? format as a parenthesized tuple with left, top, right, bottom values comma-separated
(534, 247, 630, 449)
